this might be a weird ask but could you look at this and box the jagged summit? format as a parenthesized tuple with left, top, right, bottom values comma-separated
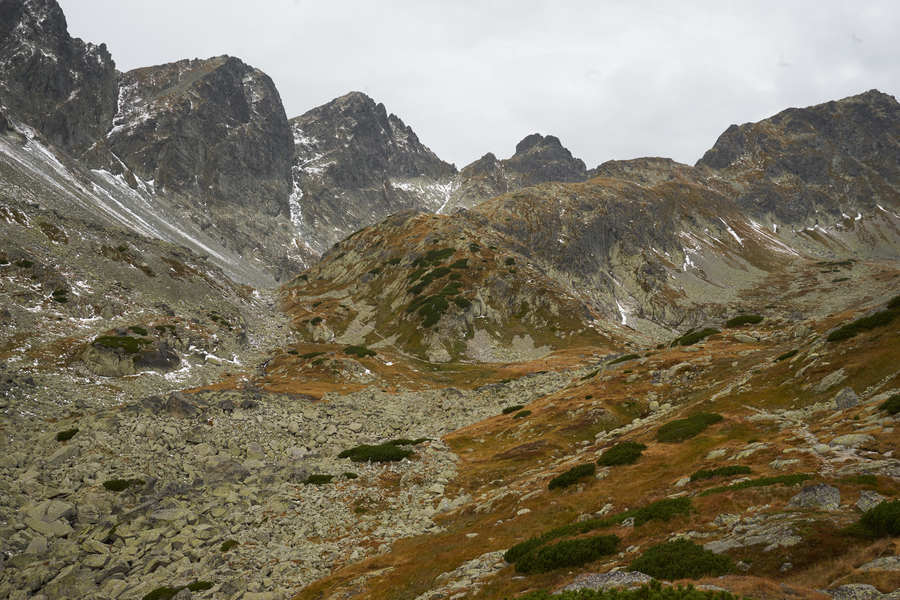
(0, 0, 117, 152)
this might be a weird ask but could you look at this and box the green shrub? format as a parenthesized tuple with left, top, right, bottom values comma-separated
(859, 500, 900, 536)
(300, 351, 324, 359)
(656, 413, 723, 443)
(515, 534, 619, 573)
(608, 353, 639, 365)
(597, 441, 646, 466)
(15, 259, 34, 268)
(338, 443, 414, 462)
(776, 349, 799, 362)
(51, 289, 68, 303)
(827, 309, 897, 342)
(103, 478, 144, 492)
(450, 258, 468, 269)
(412, 247, 456, 267)
(630, 539, 732, 580)
(502, 405, 525, 414)
(513, 410, 532, 419)
(220, 539, 239, 552)
(548, 463, 596, 490)
(504, 498, 692, 564)
(56, 428, 79, 442)
(188, 582, 213, 592)
(888, 295, 900, 310)
(841, 474, 878, 487)
(344, 345, 376, 358)
(304, 474, 334, 485)
(673, 328, 719, 346)
(504, 257, 516, 265)
(690, 465, 751, 482)
(725, 314, 763, 327)
(700, 473, 813, 496)
(879, 393, 900, 415)
(93, 335, 150, 354)
(386, 437, 428, 446)
(343, 472, 358, 479)
(309, 316, 323, 326)
(386, 257, 401, 266)
(452, 296, 471, 309)
(517, 580, 747, 599)
(129, 325, 148, 336)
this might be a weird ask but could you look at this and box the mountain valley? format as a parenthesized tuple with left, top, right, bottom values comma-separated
(0, 2, 898, 600)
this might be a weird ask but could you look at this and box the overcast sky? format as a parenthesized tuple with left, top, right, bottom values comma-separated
(60, 0, 899, 168)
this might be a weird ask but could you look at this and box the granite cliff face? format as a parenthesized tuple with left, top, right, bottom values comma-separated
(0, 0, 117, 154)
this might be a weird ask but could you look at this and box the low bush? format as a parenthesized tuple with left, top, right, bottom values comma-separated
(386, 257, 401, 266)
(93, 335, 150, 354)
(608, 353, 639, 365)
(888, 294, 900, 310)
(304, 474, 334, 485)
(725, 314, 763, 327)
(412, 247, 456, 267)
(673, 328, 719, 346)
(827, 309, 897, 342)
(700, 473, 813, 496)
(690, 465, 751, 482)
(386, 437, 428, 446)
(504, 257, 516, 265)
(344, 345, 376, 358)
(597, 441, 646, 466)
(842, 474, 878, 487)
(452, 296, 471, 309)
(518, 580, 747, 599)
(505, 498, 692, 564)
(220, 539, 239, 552)
(656, 413, 723, 443)
(515, 534, 619, 573)
(449, 258, 468, 269)
(56, 428, 79, 442)
(103, 478, 144, 492)
(776, 349, 799, 362)
(548, 463, 596, 490)
(859, 500, 900, 537)
(513, 410, 532, 419)
(879, 393, 900, 415)
(300, 351, 324, 359)
(343, 472, 358, 479)
(338, 443, 414, 462)
(630, 539, 732, 580)
(502, 404, 524, 414)
(51, 288, 68, 303)
(129, 325, 149, 336)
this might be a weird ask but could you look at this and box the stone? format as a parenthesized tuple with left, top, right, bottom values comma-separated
(25, 535, 48, 555)
(47, 444, 80, 465)
(733, 333, 757, 344)
(859, 556, 900, 571)
(563, 571, 652, 591)
(815, 369, 847, 393)
(788, 484, 840, 511)
(826, 584, 884, 600)
(833, 387, 859, 410)
(856, 490, 885, 512)
(25, 517, 72, 538)
(830, 434, 875, 447)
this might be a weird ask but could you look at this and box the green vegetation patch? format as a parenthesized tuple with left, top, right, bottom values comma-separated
(690, 465, 751, 482)
(548, 463, 596, 490)
(386, 437, 428, 446)
(386, 257, 402, 266)
(103, 478, 144, 492)
(859, 500, 900, 537)
(776, 349, 799, 362)
(888, 294, 900, 310)
(449, 258, 469, 269)
(608, 353, 639, 366)
(656, 413, 723, 443)
(504, 498, 691, 564)
(502, 404, 525, 414)
(300, 351, 325, 359)
(879, 393, 900, 415)
(513, 410, 532, 419)
(630, 539, 732, 580)
(51, 289, 68, 303)
(412, 247, 456, 267)
(504, 257, 516, 265)
(129, 325, 148, 336)
(515, 534, 619, 573)
(725, 314, 763, 327)
(220, 539, 239, 552)
(56, 428, 79, 442)
(304, 474, 334, 485)
(597, 441, 646, 466)
(338, 443, 414, 462)
(93, 335, 150, 354)
(841, 474, 878, 488)
(827, 308, 898, 342)
(673, 328, 720, 346)
(343, 345, 376, 358)
(518, 580, 747, 599)
(700, 473, 813, 496)
(343, 472, 358, 479)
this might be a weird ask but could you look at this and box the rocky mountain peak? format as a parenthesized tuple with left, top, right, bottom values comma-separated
(503, 132, 587, 186)
(0, 0, 117, 153)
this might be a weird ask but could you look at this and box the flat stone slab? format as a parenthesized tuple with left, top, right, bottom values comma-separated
(562, 570, 652, 591)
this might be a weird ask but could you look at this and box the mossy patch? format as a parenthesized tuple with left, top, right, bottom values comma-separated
(513, 409, 532, 419)
(220, 539, 239, 552)
(656, 413, 723, 443)
(597, 440, 646, 466)
(879, 393, 900, 415)
(608, 353, 639, 365)
(304, 474, 334, 485)
(103, 478, 144, 492)
(502, 404, 524, 414)
(700, 473, 813, 496)
(672, 328, 719, 346)
(630, 539, 732, 580)
(56, 428, 79, 442)
(343, 345, 376, 358)
(338, 443, 414, 462)
(775, 349, 799, 362)
(548, 463, 596, 490)
(690, 465, 751, 481)
(725, 314, 763, 327)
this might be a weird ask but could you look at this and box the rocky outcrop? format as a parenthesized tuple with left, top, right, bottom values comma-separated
(108, 56, 293, 218)
(0, 0, 118, 153)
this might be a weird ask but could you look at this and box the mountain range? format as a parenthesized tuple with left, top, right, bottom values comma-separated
(0, 2, 898, 600)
